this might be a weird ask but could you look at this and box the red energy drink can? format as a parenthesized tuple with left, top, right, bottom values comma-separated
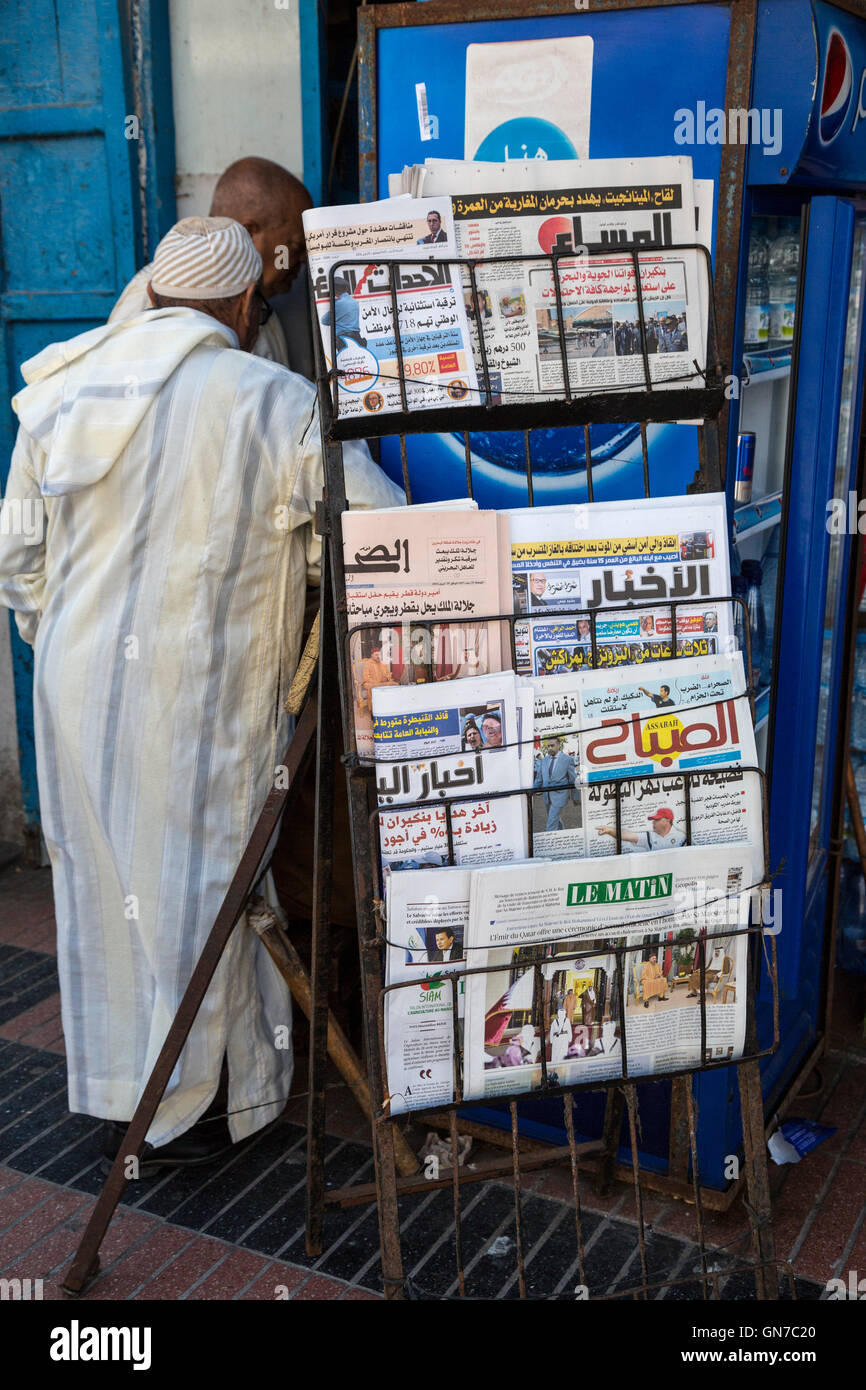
(735, 432, 755, 503)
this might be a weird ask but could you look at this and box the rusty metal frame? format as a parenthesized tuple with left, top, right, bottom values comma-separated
(302, 0, 780, 1301)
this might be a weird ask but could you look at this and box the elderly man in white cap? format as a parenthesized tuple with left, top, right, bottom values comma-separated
(0, 216, 402, 1171)
(110, 156, 313, 376)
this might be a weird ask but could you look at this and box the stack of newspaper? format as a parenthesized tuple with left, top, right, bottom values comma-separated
(342, 494, 762, 1114)
(305, 154, 712, 419)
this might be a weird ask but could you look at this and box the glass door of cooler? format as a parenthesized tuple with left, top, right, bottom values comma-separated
(744, 195, 866, 1018)
(695, 195, 866, 1188)
(733, 211, 800, 768)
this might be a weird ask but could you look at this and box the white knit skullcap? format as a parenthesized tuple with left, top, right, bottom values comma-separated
(150, 217, 263, 299)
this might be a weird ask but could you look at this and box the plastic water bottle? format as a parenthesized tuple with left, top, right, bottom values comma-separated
(741, 559, 767, 688)
(768, 224, 799, 346)
(761, 542, 778, 679)
(732, 574, 748, 663)
(744, 228, 770, 350)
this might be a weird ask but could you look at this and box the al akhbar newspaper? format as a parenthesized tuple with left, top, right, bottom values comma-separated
(303, 195, 477, 418)
(507, 493, 732, 676)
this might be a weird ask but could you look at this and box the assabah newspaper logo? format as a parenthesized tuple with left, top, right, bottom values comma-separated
(49, 1321, 152, 1371)
(820, 28, 854, 144)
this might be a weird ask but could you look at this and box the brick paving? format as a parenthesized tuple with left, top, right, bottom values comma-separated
(0, 861, 862, 1301)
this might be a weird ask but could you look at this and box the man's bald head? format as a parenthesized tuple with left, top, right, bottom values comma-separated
(210, 157, 312, 297)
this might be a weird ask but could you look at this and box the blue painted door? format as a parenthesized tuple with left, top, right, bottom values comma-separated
(0, 0, 169, 827)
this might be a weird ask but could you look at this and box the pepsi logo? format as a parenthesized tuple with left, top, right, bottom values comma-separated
(819, 28, 853, 145)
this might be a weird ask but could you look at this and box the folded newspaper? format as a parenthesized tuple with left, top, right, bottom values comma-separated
(384, 866, 470, 1116)
(303, 196, 477, 418)
(388, 156, 709, 405)
(462, 844, 752, 1101)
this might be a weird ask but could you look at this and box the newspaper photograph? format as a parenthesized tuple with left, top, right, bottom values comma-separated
(384, 867, 469, 1115)
(507, 495, 732, 675)
(342, 505, 508, 757)
(303, 196, 477, 418)
(463, 844, 751, 1099)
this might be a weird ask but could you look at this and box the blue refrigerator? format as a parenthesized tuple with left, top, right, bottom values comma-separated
(361, 0, 866, 1188)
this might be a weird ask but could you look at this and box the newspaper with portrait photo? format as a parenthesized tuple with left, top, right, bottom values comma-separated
(388, 156, 708, 406)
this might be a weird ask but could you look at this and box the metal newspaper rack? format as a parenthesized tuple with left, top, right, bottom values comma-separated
(307, 238, 785, 1300)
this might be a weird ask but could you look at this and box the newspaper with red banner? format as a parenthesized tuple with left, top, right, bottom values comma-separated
(527, 651, 763, 878)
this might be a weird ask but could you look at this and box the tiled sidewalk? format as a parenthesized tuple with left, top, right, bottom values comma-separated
(1, 861, 863, 1300)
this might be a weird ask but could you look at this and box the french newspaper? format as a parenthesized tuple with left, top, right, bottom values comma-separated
(303, 196, 477, 418)
(463, 844, 752, 1101)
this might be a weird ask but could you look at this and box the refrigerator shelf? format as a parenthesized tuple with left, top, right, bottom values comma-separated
(733, 491, 783, 542)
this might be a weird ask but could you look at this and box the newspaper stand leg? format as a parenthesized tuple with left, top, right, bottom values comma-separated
(306, 548, 339, 1257)
(62, 691, 320, 1296)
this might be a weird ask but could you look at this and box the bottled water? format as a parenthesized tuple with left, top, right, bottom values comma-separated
(768, 223, 800, 346)
(741, 559, 767, 688)
(744, 228, 770, 350)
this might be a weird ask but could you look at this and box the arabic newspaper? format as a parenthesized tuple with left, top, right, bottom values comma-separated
(342, 505, 510, 757)
(388, 157, 706, 406)
(463, 844, 751, 1100)
(527, 652, 762, 874)
(574, 651, 762, 871)
(302, 196, 477, 418)
(384, 867, 469, 1115)
(507, 493, 732, 676)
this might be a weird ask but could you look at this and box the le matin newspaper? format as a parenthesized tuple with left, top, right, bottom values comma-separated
(462, 844, 753, 1102)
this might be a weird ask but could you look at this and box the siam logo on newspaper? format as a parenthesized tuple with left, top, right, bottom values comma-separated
(566, 872, 673, 907)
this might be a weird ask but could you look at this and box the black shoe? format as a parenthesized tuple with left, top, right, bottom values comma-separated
(100, 1117, 234, 1177)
